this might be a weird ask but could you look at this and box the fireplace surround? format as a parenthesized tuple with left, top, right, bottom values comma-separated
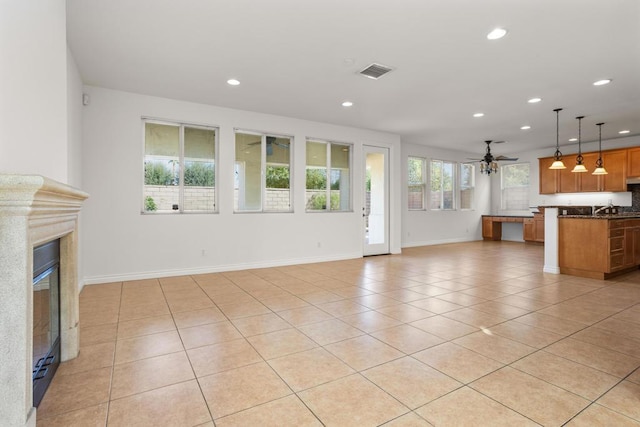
(0, 175, 88, 427)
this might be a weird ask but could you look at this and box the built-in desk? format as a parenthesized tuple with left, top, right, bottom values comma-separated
(482, 215, 543, 242)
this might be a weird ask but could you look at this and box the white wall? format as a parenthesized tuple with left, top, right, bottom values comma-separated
(81, 87, 401, 284)
(0, 0, 69, 183)
(401, 143, 491, 247)
(67, 48, 84, 189)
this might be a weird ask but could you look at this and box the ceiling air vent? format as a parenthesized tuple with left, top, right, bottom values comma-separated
(359, 63, 394, 80)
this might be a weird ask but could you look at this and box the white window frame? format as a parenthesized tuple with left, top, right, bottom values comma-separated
(142, 118, 218, 214)
(305, 139, 353, 212)
(408, 156, 427, 211)
(500, 162, 530, 211)
(430, 159, 456, 211)
(459, 162, 475, 211)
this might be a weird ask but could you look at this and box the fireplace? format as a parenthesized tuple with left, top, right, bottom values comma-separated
(0, 175, 87, 427)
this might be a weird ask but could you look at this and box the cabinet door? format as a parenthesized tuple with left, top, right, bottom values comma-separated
(601, 150, 628, 192)
(558, 161, 579, 193)
(539, 157, 558, 194)
(628, 148, 640, 177)
(634, 228, 640, 265)
(523, 218, 535, 241)
(578, 152, 600, 192)
(534, 215, 545, 242)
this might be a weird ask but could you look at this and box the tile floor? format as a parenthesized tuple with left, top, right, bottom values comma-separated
(36, 241, 640, 426)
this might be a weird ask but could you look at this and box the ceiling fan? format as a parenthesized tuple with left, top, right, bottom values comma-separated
(468, 140, 518, 175)
(248, 136, 290, 148)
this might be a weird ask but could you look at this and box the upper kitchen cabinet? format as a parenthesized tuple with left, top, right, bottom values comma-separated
(539, 148, 629, 194)
(628, 147, 640, 177)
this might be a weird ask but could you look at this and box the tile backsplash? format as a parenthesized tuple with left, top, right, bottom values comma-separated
(620, 184, 640, 212)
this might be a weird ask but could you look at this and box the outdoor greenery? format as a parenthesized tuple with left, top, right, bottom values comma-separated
(266, 165, 290, 188)
(408, 158, 424, 185)
(145, 162, 175, 186)
(145, 161, 216, 187)
(184, 162, 214, 186)
(306, 168, 327, 190)
(307, 192, 340, 210)
(144, 196, 157, 211)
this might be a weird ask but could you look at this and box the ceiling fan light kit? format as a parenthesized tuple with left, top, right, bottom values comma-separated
(549, 108, 567, 170)
(472, 140, 518, 176)
(571, 116, 588, 173)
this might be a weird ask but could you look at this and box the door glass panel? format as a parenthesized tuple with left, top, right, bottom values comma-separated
(366, 151, 386, 246)
(235, 133, 262, 211)
(183, 126, 215, 211)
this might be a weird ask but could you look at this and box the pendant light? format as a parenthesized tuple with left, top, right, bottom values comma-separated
(571, 116, 588, 173)
(592, 122, 608, 175)
(549, 108, 566, 169)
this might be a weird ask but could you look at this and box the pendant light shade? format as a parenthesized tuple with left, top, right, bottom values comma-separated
(571, 116, 588, 173)
(592, 122, 608, 175)
(549, 108, 566, 169)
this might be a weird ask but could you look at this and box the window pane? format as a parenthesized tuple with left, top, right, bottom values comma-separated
(183, 126, 215, 212)
(460, 163, 475, 210)
(306, 141, 328, 210)
(430, 160, 442, 209)
(442, 162, 455, 210)
(144, 122, 179, 212)
(330, 143, 350, 211)
(408, 157, 425, 210)
(235, 133, 262, 211)
(501, 163, 530, 210)
(265, 136, 291, 212)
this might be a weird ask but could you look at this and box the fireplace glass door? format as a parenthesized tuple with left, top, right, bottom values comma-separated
(32, 240, 61, 407)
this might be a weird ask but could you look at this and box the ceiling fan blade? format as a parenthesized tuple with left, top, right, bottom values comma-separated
(494, 155, 518, 161)
(467, 158, 483, 161)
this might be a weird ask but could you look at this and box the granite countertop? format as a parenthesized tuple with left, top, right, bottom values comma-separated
(560, 213, 640, 219)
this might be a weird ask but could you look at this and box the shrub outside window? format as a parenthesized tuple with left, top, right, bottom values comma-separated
(306, 140, 352, 211)
(430, 160, 455, 210)
(408, 157, 426, 210)
(460, 163, 475, 210)
(501, 163, 530, 210)
(143, 120, 217, 213)
(235, 131, 292, 212)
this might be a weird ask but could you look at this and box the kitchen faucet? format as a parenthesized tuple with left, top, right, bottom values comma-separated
(593, 202, 614, 216)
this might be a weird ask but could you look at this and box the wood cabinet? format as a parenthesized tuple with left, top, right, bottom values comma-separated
(534, 213, 545, 242)
(628, 147, 640, 177)
(539, 148, 628, 193)
(482, 215, 543, 243)
(559, 217, 640, 279)
(523, 218, 535, 241)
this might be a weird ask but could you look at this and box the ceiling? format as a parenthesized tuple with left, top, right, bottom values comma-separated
(66, 0, 640, 156)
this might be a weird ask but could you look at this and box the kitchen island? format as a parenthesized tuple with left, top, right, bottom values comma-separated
(558, 214, 640, 279)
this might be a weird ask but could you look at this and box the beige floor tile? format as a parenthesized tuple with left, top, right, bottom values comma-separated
(453, 331, 536, 364)
(376, 304, 434, 322)
(317, 299, 369, 317)
(108, 380, 211, 427)
(298, 374, 409, 426)
(114, 330, 183, 364)
(111, 351, 194, 399)
(298, 290, 343, 304)
(512, 351, 620, 400)
(435, 292, 487, 306)
(267, 347, 355, 391)
(566, 403, 640, 426)
(628, 368, 640, 385)
(409, 297, 464, 314)
(410, 315, 477, 340)
(363, 357, 461, 409)
(55, 341, 115, 376)
(231, 312, 291, 336)
(413, 342, 504, 384)
(593, 317, 640, 340)
(545, 338, 640, 378)
(187, 338, 262, 377)
(247, 328, 317, 360)
(198, 362, 291, 419)
(416, 386, 539, 427)
(339, 310, 403, 333)
(381, 412, 434, 426)
(277, 305, 335, 326)
(572, 326, 640, 358)
(178, 320, 242, 349)
(470, 367, 590, 426)
(116, 314, 176, 340)
(36, 403, 108, 427)
(331, 286, 374, 298)
(260, 294, 309, 311)
(493, 294, 551, 310)
(79, 308, 119, 328)
(442, 307, 508, 329)
(371, 324, 444, 354)
(298, 318, 364, 345)
(215, 395, 322, 427)
(488, 320, 564, 348)
(353, 293, 402, 309)
(167, 297, 215, 313)
(37, 367, 111, 418)
(325, 335, 404, 371)
(218, 300, 271, 319)
(381, 289, 430, 303)
(597, 380, 640, 420)
(469, 300, 531, 319)
(117, 301, 170, 321)
(514, 312, 588, 336)
(172, 307, 226, 329)
(78, 323, 117, 347)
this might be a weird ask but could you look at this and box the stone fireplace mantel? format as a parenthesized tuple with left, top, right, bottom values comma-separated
(0, 175, 88, 427)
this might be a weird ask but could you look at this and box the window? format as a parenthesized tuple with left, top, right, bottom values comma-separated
(235, 131, 292, 212)
(501, 163, 530, 210)
(143, 120, 217, 213)
(430, 160, 455, 210)
(306, 140, 351, 211)
(408, 157, 426, 210)
(460, 163, 475, 210)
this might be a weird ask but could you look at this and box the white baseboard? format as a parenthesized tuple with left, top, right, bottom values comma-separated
(543, 265, 561, 274)
(83, 251, 362, 285)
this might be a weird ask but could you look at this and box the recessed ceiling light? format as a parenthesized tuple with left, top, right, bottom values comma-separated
(227, 79, 240, 86)
(593, 79, 612, 86)
(569, 137, 578, 142)
(520, 125, 531, 130)
(473, 113, 484, 118)
(619, 130, 630, 134)
(341, 101, 353, 107)
(487, 28, 508, 40)
(528, 97, 542, 103)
